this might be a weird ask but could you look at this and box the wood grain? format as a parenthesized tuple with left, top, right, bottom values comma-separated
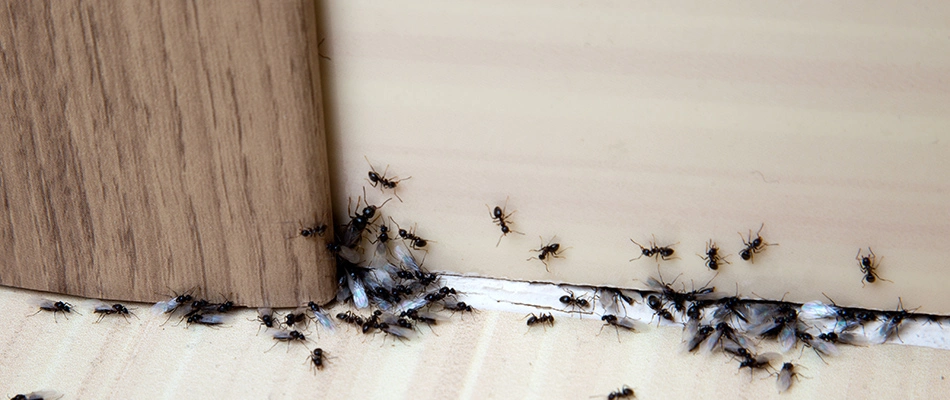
(0, 0, 335, 307)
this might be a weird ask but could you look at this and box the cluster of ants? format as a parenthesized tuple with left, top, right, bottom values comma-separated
(514, 267, 944, 394)
(15, 158, 930, 398)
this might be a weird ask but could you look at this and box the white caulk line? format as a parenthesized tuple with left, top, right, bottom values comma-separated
(458, 311, 500, 400)
(437, 273, 950, 351)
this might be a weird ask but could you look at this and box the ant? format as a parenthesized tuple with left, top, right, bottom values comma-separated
(371, 225, 391, 245)
(856, 248, 890, 286)
(284, 310, 309, 329)
(365, 156, 411, 202)
(629, 235, 676, 262)
(605, 385, 635, 399)
(186, 313, 224, 326)
(599, 314, 642, 342)
(773, 362, 806, 393)
(299, 224, 327, 238)
(253, 308, 276, 331)
(737, 352, 776, 378)
(559, 289, 592, 311)
(401, 309, 438, 325)
(488, 197, 522, 246)
(445, 301, 476, 315)
(307, 348, 327, 371)
(738, 223, 776, 263)
(879, 297, 916, 343)
(93, 303, 135, 322)
(699, 240, 729, 270)
(601, 288, 635, 315)
(362, 310, 383, 334)
(30, 300, 78, 321)
(525, 312, 555, 328)
(269, 330, 308, 352)
(336, 311, 365, 328)
(341, 188, 392, 247)
(528, 236, 565, 272)
(389, 217, 430, 250)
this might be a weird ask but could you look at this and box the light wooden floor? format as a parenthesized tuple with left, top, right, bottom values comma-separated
(1, 285, 948, 399)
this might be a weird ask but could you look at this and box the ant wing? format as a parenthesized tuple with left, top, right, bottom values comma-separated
(151, 298, 179, 315)
(91, 301, 114, 314)
(700, 328, 724, 354)
(346, 273, 370, 309)
(197, 314, 226, 325)
(800, 301, 839, 320)
(810, 337, 839, 356)
(311, 309, 335, 333)
(382, 324, 417, 340)
(645, 277, 667, 292)
(614, 316, 646, 331)
(779, 325, 798, 353)
(392, 242, 421, 273)
(25, 391, 63, 400)
(776, 368, 793, 393)
(272, 330, 296, 340)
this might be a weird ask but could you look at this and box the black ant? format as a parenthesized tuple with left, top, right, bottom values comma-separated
(528, 236, 565, 272)
(341, 188, 392, 247)
(254, 308, 276, 331)
(601, 314, 640, 332)
(389, 217, 430, 250)
(879, 297, 916, 343)
(93, 303, 135, 322)
(362, 310, 383, 334)
(269, 330, 308, 352)
(299, 224, 327, 238)
(604, 385, 635, 399)
(488, 197, 522, 246)
(30, 300, 78, 321)
(284, 310, 309, 329)
(336, 311, 364, 328)
(856, 247, 890, 286)
(445, 301, 476, 314)
(186, 313, 224, 326)
(365, 156, 410, 202)
(629, 235, 676, 261)
(737, 352, 776, 378)
(738, 223, 776, 263)
(601, 288, 636, 315)
(307, 348, 327, 371)
(559, 289, 592, 311)
(371, 225, 391, 245)
(401, 309, 438, 325)
(773, 362, 806, 393)
(699, 240, 729, 270)
(525, 313, 555, 328)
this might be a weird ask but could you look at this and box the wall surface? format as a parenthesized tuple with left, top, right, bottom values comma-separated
(315, 0, 950, 313)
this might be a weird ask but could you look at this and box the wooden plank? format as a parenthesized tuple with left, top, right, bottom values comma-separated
(0, 285, 948, 398)
(0, 0, 335, 307)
